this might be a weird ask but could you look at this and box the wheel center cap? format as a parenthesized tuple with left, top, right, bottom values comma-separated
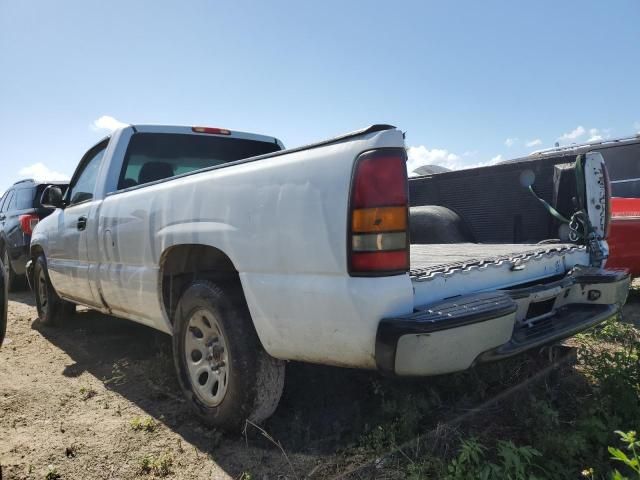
(210, 344, 224, 362)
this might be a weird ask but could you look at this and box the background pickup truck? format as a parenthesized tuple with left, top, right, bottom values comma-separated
(29, 124, 630, 431)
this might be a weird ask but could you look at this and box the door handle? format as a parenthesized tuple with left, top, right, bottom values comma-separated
(77, 216, 87, 231)
(0, 214, 5, 221)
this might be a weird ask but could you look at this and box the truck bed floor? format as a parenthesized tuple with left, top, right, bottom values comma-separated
(409, 243, 577, 278)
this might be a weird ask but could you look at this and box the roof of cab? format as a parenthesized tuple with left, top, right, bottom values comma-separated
(10, 179, 69, 188)
(127, 124, 284, 149)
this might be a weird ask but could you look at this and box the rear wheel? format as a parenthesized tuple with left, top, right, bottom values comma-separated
(3, 249, 25, 292)
(172, 280, 285, 432)
(0, 255, 7, 347)
(33, 255, 74, 326)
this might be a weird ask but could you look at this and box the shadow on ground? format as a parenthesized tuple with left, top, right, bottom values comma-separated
(11, 288, 386, 474)
(10, 289, 36, 307)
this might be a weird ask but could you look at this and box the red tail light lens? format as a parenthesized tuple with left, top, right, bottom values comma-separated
(352, 154, 407, 208)
(351, 250, 409, 272)
(19, 214, 39, 235)
(349, 149, 409, 276)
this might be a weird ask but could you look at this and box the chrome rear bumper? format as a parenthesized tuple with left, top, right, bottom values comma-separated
(376, 266, 630, 376)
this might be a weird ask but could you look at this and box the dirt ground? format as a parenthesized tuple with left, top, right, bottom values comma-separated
(1, 283, 639, 480)
(0, 291, 331, 480)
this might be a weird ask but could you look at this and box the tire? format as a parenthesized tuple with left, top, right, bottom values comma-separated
(0, 257, 7, 347)
(3, 249, 25, 292)
(409, 205, 475, 244)
(172, 280, 285, 432)
(33, 255, 75, 326)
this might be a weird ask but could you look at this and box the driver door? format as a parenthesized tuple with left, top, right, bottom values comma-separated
(46, 141, 108, 307)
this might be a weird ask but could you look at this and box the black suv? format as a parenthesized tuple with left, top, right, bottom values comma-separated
(0, 179, 68, 291)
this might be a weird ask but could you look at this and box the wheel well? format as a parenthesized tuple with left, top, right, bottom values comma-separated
(30, 244, 44, 259)
(160, 244, 241, 324)
(28, 245, 45, 285)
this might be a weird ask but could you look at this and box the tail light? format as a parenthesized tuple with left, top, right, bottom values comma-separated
(192, 127, 231, 135)
(19, 214, 39, 235)
(348, 149, 409, 275)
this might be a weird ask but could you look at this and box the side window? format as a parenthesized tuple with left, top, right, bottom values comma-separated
(67, 146, 107, 206)
(1, 191, 15, 213)
(7, 192, 17, 212)
(16, 189, 35, 210)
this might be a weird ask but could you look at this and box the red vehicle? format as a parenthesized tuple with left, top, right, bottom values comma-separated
(530, 136, 640, 276)
(607, 197, 640, 275)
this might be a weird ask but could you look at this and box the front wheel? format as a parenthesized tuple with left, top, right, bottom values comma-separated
(172, 281, 285, 432)
(33, 255, 75, 326)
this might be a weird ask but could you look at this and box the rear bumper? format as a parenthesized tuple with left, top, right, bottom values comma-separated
(375, 266, 630, 376)
(474, 304, 615, 363)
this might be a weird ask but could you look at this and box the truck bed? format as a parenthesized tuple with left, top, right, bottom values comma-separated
(409, 242, 579, 279)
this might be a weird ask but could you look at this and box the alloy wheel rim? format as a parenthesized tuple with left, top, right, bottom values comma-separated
(184, 309, 229, 407)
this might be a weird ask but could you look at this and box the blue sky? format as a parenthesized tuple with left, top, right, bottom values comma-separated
(0, 0, 639, 193)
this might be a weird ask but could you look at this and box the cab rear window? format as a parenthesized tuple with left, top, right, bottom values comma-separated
(117, 133, 281, 190)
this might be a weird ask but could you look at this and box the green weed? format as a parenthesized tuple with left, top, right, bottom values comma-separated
(609, 430, 640, 479)
(138, 453, 173, 477)
(360, 391, 436, 452)
(130, 416, 157, 433)
(79, 386, 97, 401)
(104, 359, 128, 385)
(442, 438, 544, 480)
(45, 465, 61, 480)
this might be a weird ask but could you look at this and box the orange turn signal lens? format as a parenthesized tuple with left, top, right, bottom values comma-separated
(352, 206, 407, 233)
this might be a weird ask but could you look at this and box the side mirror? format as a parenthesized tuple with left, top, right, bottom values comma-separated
(41, 185, 65, 209)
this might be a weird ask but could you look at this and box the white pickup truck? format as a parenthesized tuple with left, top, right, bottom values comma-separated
(29, 124, 630, 431)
